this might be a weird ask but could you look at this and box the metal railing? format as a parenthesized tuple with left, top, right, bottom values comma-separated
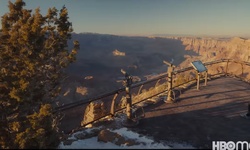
(54, 58, 250, 132)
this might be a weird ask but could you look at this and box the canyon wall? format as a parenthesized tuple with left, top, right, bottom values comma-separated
(172, 36, 250, 78)
(180, 37, 250, 61)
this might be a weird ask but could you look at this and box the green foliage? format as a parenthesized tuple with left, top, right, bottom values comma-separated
(15, 104, 59, 149)
(0, 0, 79, 148)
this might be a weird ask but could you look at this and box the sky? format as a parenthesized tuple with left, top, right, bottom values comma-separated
(0, 0, 250, 37)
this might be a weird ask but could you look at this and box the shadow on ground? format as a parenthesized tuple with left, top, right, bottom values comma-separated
(130, 77, 250, 149)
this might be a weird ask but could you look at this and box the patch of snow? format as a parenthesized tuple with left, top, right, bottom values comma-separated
(58, 127, 195, 149)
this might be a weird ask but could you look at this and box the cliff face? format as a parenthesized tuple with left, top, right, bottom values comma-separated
(175, 36, 250, 78)
(180, 37, 250, 61)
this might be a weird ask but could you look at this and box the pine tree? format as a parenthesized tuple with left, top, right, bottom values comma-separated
(0, 0, 79, 148)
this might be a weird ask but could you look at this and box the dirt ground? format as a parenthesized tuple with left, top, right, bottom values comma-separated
(130, 77, 250, 149)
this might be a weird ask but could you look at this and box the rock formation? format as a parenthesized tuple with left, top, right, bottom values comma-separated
(81, 100, 106, 126)
(178, 37, 250, 62)
(97, 129, 140, 146)
(113, 49, 126, 56)
(174, 36, 250, 79)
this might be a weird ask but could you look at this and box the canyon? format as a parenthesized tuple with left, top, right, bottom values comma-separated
(56, 33, 250, 106)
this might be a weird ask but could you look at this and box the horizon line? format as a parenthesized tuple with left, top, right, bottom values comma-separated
(72, 32, 250, 38)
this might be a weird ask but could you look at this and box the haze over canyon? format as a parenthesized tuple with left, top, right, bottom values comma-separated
(56, 33, 250, 105)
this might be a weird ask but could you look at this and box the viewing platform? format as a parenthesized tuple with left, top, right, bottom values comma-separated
(58, 59, 250, 149)
(132, 76, 250, 149)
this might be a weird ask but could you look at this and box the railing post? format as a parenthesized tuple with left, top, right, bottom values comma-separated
(110, 93, 118, 117)
(205, 70, 208, 86)
(137, 85, 144, 95)
(241, 63, 244, 77)
(163, 60, 175, 103)
(121, 69, 138, 127)
(243, 102, 250, 119)
(197, 71, 200, 90)
(167, 65, 174, 103)
(225, 59, 229, 75)
(246, 103, 250, 117)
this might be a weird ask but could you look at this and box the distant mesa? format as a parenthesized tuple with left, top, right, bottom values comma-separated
(128, 65, 137, 69)
(84, 76, 93, 80)
(231, 37, 246, 43)
(113, 49, 125, 56)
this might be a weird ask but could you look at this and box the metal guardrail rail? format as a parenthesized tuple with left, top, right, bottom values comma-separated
(54, 71, 169, 112)
(54, 58, 250, 129)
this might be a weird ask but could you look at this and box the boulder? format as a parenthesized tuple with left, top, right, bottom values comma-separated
(97, 129, 140, 146)
(81, 100, 106, 126)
